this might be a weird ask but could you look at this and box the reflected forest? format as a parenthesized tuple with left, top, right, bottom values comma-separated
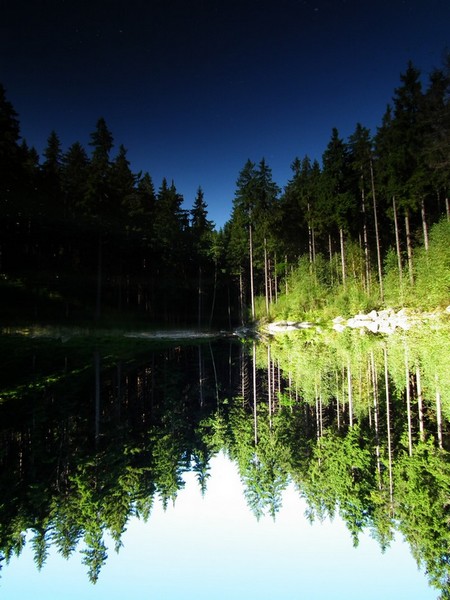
(1, 56, 450, 597)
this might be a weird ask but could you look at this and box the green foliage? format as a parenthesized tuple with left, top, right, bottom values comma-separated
(414, 219, 450, 308)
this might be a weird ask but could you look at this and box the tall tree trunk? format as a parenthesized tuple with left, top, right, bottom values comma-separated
(416, 365, 425, 442)
(328, 234, 334, 286)
(347, 359, 353, 427)
(370, 159, 383, 300)
(95, 231, 103, 321)
(421, 198, 429, 251)
(249, 223, 255, 321)
(383, 346, 394, 506)
(446, 196, 450, 221)
(94, 350, 101, 447)
(339, 228, 346, 289)
(284, 255, 289, 295)
(361, 179, 371, 293)
(405, 347, 413, 456)
(198, 265, 202, 328)
(393, 196, 403, 293)
(335, 370, 341, 430)
(274, 253, 278, 304)
(307, 202, 313, 264)
(209, 261, 218, 329)
(404, 210, 414, 286)
(252, 341, 258, 445)
(315, 392, 321, 441)
(239, 268, 244, 326)
(267, 345, 272, 429)
(198, 345, 204, 408)
(436, 374, 443, 450)
(264, 237, 269, 316)
(370, 351, 382, 490)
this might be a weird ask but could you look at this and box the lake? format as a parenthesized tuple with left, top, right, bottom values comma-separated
(0, 321, 449, 599)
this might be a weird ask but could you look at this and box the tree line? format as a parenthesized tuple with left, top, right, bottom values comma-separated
(0, 92, 219, 325)
(226, 57, 450, 321)
(1, 55, 449, 326)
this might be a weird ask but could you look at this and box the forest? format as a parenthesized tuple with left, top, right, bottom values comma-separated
(1, 56, 450, 329)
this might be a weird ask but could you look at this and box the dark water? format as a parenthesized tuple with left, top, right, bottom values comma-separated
(0, 327, 448, 598)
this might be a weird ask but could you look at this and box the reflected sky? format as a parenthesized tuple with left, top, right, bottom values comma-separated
(2, 453, 435, 600)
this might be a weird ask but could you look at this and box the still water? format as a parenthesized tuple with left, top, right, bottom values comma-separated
(0, 324, 448, 598)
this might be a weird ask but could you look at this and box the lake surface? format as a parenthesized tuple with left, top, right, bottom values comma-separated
(0, 322, 449, 598)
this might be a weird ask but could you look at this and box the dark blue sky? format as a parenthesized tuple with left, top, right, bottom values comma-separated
(1, 0, 449, 227)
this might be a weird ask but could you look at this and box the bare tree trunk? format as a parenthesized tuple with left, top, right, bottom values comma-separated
(405, 347, 413, 456)
(198, 345, 204, 408)
(421, 198, 429, 252)
(347, 359, 353, 427)
(95, 232, 103, 321)
(361, 181, 371, 293)
(436, 375, 443, 450)
(393, 196, 403, 294)
(252, 342, 258, 446)
(315, 392, 321, 440)
(239, 268, 244, 326)
(405, 210, 414, 286)
(267, 344, 272, 429)
(446, 196, 449, 221)
(198, 265, 202, 328)
(370, 351, 382, 490)
(328, 234, 334, 286)
(264, 237, 269, 315)
(274, 253, 278, 304)
(335, 370, 341, 430)
(284, 255, 289, 295)
(370, 159, 383, 299)
(94, 350, 101, 446)
(312, 228, 316, 264)
(308, 201, 313, 264)
(383, 346, 394, 506)
(340, 227, 346, 289)
(249, 223, 255, 321)
(209, 261, 218, 329)
(416, 365, 425, 442)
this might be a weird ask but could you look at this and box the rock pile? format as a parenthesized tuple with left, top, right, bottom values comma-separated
(333, 308, 412, 334)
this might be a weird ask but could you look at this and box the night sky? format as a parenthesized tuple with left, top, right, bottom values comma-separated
(1, 0, 450, 227)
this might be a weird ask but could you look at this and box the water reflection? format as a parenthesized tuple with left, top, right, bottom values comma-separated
(2, 454, 435, 600)
(0, 324, 449, 596)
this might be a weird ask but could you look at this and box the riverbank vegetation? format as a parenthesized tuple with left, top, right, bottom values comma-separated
(1, 55, 450, 328)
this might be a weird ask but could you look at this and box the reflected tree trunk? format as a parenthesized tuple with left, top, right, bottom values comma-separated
(383, 346, 394, 506)
(436, 374, 443, 450)
(252, 342, 257, 445)
(370, 351, 382, 490)
(94, 350, 100, 446)
(347, 359, 353, 427)
(267, 344, 272, 429)
(198, 345, 204, 408)
(335, 370, 341, 430)
(405, 347, 413, 456)
(416, 365, 425, 442)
